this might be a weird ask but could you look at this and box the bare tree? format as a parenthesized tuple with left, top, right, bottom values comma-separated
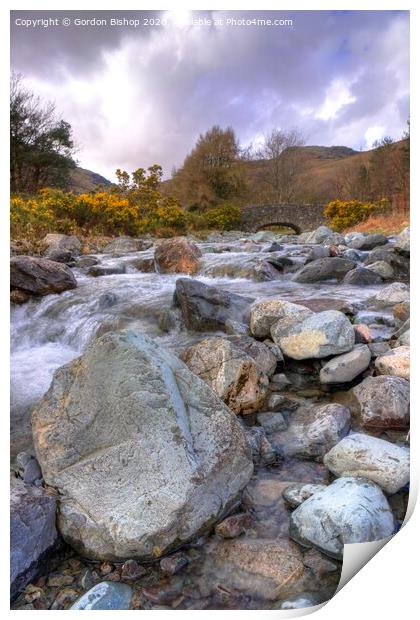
(257, 128, 305, 203)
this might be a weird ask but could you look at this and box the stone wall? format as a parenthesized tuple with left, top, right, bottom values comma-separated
(239, 204, 327, 234)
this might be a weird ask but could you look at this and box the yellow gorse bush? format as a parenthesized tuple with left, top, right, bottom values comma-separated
(324, 198, 391, 231)
(10, 165, 243, 240)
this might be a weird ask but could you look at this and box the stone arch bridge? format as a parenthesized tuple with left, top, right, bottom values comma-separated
(239, 203, 326, 234)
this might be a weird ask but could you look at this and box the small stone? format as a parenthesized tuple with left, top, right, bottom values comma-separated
(70, 582, 133, 610)
(282, 483, 327, 508)
(303, 548, 338, 577)
(80, 568, 94, 591)
(121, 559, 147, 582)
(99, 561, 113, 576)
(257, 411, 287, 433)
(10, 289, 30, 304)
(215, 513, 252, 539)
(160, 552, 189, 575)
(320, 345, 371, 384)
(142, 580, 184, 604)
(354, 324, 373, 344)
(375, 346, 410, 380)
(51, 588, 80, 610)
(47, 574, 75, 587)
(278, 592, 323, 609)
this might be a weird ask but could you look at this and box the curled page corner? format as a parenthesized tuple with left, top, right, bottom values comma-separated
(336, 535, 394, 594)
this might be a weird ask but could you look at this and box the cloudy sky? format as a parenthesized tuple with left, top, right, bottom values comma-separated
(11, 10, 410, 181)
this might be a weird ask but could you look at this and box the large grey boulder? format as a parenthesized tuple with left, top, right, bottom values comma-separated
(370, 283, 410, 308)
(342, 267, 383, 286)
(155, 237, 202, 274)
(292, 257, 355, 283)
(345, 233, 388, 251)
(270, 403, 350, 460)
(10, 477, 59, 599)
(250, 299, 313, 338)
(272, 310, 355, 360)
(43, 233, 81, 255)
(11, 256, 77, 296)
(180, 337, 270, 414)
(366, 260, 394, 280)
(394, 227, 410, 255)
(304, 226, 344, 245)
(351, 375, 410, 430)
(32, 331, 253, 560)
(375, 346, 410, 381)
(320, 345, 371, 384)
(174, 278, 252, 332)
(324, 433, 410, 494)
(289, 477, 395, 559)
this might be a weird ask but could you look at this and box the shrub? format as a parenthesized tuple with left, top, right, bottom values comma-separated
(324, 198, 391, 231)
(202, 202, 242, 230)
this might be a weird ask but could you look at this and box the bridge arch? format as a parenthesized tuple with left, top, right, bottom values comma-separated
(256, 221, 302, 234)
(239, 203, 326, 233)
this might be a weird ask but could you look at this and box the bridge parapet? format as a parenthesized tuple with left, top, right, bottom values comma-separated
(239, 203, 326, 234)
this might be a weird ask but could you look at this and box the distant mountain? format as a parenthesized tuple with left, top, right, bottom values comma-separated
(69, 167, 112, 193)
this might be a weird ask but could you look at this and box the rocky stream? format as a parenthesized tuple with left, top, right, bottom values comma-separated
(10, 226, 410, 610)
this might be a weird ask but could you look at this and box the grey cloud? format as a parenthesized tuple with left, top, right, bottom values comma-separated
(10, 10, 409, 179)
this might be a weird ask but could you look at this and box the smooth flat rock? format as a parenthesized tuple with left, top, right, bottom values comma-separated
(323, 433, 410, 494)
(71, 582, 133, 610)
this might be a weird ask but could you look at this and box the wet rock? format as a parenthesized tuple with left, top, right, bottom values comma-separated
(88, 264, 126, 277)
(266, 241, 284, 252)
(16, 452, 43, 484)
(224, 319, 249, 336)
(76, 256, 100, 268)
(47, 573, 75, 587)
(370, 282, 410, 308)
(289, 477, 395, 559)
(342, 267, 383, 286)
(394, 226, 410, 255)
(367, 260, 394, 279)
(10, 477, 59, 598)
(174, 278, 252, 332)
(351, 375, 410, 430)
(155, 237, 202, 274)
(226, 335, 277, 376)
(11, 256, 77, 296)
(354, 324, 373, 344)
(347, 233, 388, 250)
(142, 578, 184, 605)
(375, 346, 410, 380)
(51, 588, 79, 610)
(273, 310, 354, 360)
(129, 257, 156, 272)
(70, 582, 133, 610)
(98, 292, 118, 309)
(354, 310, 394, 326)
(257, 411, 287, 433)
(10, 288, 30, 304)
(43, 233, 81, 255)
(245, 427, 277, 466)
(121, 559, 147, 582)
(319, 345, 371, 384)
(393, 301, 410, 324)
(290, 297, 355, 314)
(343, 248, 365, 262)
(103, 236, 152, 254)
(292, 257, 355, 283)
(204, 538, 304, 601)
(270, 403, 350, 460)
(309, 245, 330, 260)
(282, 483, 327, 509)
(303, 548, 338, 578)
(396, 329, 410, 347)
(269, 372, 290, 390)
(369, 342, 391, 357)
(32, 331, 253, 560)
(180, 337, 269, 414)
(160, 552, 189, 575)
(45, 248, 75, 264)
(304, 226, 344, 245)
(250, 299, 312, 338)
(215, 513, 252, 539)
(324, 433, 410, 494)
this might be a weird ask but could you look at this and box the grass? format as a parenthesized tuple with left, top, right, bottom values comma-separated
(344, 211, 409, 235)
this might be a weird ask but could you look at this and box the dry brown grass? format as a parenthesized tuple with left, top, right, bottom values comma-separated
(344, 211, 409, 235)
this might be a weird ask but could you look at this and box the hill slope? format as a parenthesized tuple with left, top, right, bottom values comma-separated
(69, 167, 112, 193)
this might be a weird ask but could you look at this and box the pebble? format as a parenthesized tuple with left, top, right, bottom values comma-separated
(121, 559, 147, 582)
(160, 552, 189, 575)
(215, 513, 252, 539)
